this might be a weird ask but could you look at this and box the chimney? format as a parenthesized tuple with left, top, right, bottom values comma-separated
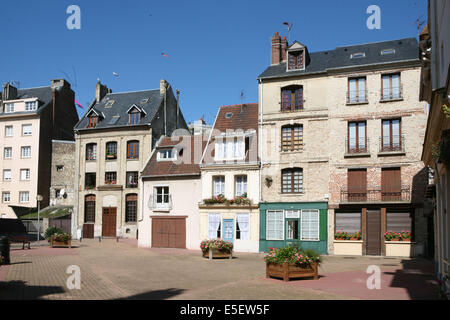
(51, 79, 70, 90)
(281, 36, 288, 62)
(271, 32, 282, 65)
(96, 80, 111, 103)
(160, 79, 168, 95)
(2, 83, 18, 100)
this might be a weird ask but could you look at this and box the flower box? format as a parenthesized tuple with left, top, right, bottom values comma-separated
(385, 241, 413, 257)
(50, 239, 72, 248)
(266, 262, 319, 281)
(202, 248, 233, 260)
(333, 240, 363, 255)
(200, 239, 233, 260)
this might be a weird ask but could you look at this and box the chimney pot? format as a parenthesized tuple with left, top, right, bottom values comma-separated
(96, 81, 110, 103)
(160, 79, 168, 95)
(271, 32, 282, 65)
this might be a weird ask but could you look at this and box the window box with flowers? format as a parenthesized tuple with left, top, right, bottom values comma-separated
(50, 233, 72, 248)
(333, 229, 363, 255)
(104, 180, 117, 185)
(385, 230, 413, 257)
(265, 246, 321, 281)
(200, 239, 233, 259)
(203, 194, 252, 206)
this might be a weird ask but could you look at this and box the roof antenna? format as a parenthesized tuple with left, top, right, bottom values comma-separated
(240, 89, 246, 112)
(283, 22, 293, 43)
(413, 15, 425, 36)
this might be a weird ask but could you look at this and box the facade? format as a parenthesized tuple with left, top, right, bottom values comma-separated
(258, 33, 429, 256)
(420, 0, 450, 294)
(138, 135, 206, 249)
(189, 118, 212, 136)
(73, 79, 188, 239)
(50, 140, 76, 207)
(0, 79, 79, 219)
(199, 104, 260, 253)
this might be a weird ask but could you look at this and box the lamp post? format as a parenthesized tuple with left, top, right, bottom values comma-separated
(36, 195, 43, 243)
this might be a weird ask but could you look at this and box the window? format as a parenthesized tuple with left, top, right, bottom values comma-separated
(126, 171, 139, 188)
(84, 195, 96, 223)
(4, 147, 12, 159)
(236, 213, 250, 240)
(235, 176, 247, 197)
(129, 111, 141, 125)
(19, 191, 29, 203)
(213, 176, 225, 196)
(335, 212, 361, 234)
(55, 189, 61, 198)
(125, 194, 138, 222)
(348, 121, 367, 153)
(105, 100, 115, 108)
(288, 50, 304, 70)
(22, 124, 32, 136)
(56, 165, 64, 172)
(3, 170, 11, 181)
(5, 103, 14, 113)
(5, 126, 13, 137)
(350, 52, 366, 59)
(301, 210, 320, 241)
(21, 146, 31, 158)
(381, 49, 395, 55)
(154, 186, 170, 209)
(88, 115, 98, 128)
(281, 86, 303, 111)
(215, 137, 244, 160)
(25, 101, 37, 111)
(382, 73, 401, 100)
(157, 149, 175, 160)
(127, 141, 139, 159)
(85, 173, 96, 189)
(86, 143, 97, 161)
(266, 210, 284, 240)
(20, 169, 30, 181)
(208, 213, 221, 239)
(2, 192, 10, 203)
(282, 168, 303, 193)
(348, 77, 367, 103)
(106, 142, 117, 160)
(281, 125, 303, 152)
(382, 119, 402, 152)
(105, 172, 117, 185)
(286, 220, 299, 240)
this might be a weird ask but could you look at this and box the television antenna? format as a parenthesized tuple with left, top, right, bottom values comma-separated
(283, 22, 293, 43)
(413, 15, 425, 34)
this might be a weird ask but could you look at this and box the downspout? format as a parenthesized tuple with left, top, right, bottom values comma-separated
(259, 78, 263, 204)
(74, 131, 81, 239)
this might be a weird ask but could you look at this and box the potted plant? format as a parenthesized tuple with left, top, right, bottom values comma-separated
(45, 226, 63, 243)
(265, 246, 321, 281)
(200, 239, 233, 259)
(106, 153, 116, 160)
(50, 233, 72, 248)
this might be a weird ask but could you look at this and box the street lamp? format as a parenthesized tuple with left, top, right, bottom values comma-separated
(36, 195, 43, 243)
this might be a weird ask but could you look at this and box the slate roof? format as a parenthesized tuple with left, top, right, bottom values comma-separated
(141, 135, 207, 178)
(0, 86, 53, 115)
(75, 89, 163, 130)
(258, 37, 420, 80)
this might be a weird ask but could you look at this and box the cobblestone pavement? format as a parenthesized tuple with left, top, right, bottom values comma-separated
(0, 239, 438, 300)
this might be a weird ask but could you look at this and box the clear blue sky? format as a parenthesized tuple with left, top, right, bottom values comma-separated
(0, 0, 426, 125)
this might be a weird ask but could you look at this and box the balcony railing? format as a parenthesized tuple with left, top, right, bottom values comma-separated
(346, 89, 368, 104)
(380, 85, 403, 101)
(379, 135, 405, 153)
(340, 185, 411, 203)
(345, 138, 370, 155)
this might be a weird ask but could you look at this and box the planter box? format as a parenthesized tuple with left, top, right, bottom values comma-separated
(50, 239, 72, 248)
(266, 262, 319, 281)
(202, 248, 232, 260)
(385, 241, 413, 257)
(333, 240, 363, 256)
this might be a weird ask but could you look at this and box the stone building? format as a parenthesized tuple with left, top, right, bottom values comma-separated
(73, 79, 188, 239)
(50, 140, 76, 207)
(0, 79, 79, 219)
(258, 32, 429, 256)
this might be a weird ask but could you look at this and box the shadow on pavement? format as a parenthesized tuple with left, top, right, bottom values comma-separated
(120, 288, 185, 300)
(0, 280, 65, 300)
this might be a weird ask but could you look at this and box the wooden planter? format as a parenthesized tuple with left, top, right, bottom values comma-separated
(202, 248, 232, 260)
(50, 239, 72, 248)
(266, 262, 319, 281)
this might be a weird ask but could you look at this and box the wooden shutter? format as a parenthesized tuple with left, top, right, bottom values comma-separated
(381, 168, 401, 201)
(348, 169, 367, 201)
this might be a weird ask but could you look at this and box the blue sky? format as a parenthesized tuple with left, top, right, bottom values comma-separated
(0, 0, 426, 125)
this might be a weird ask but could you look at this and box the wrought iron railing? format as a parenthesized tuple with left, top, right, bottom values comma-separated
(345, 138, 370, 155)
(347, 89, 368, 104)
(379, 135, 405, 153)
(380, 85, 403, 101)
(340, 185, 411, 203)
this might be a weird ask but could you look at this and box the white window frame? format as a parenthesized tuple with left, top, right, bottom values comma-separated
(21, 146, 31, 158)
(5, 103, 14, 113)
(266, 210, 285, 241)
(3, 169, 11, 181)
(25, 101, 38, 111)
(20, 169, 30, 181)
(4, 147, 12, 159)
(157, 149, 176, 161)
(300, 209, 320, 241)
(19, 191, 30, 203)
(235, 175, 248, 197)
(208, 213, 222, 240)
(2, 192, 10, 203)
(5, 126, 13, 137)
(22, 124, 32, 136)
(214, 136, 245, 161)
(154, 185, 171, 210)
(213, 176, 225, 197)
(236, 213, 250, 240)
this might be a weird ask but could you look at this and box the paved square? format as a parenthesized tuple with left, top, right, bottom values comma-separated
(0, 239, 438, 300)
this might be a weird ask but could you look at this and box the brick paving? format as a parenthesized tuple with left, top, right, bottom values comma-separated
(0, 239, 439, 300)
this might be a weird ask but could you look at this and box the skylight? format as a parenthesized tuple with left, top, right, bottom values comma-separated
(109, 116, 120, 125)
(225, 113, 233, 118)
(140, 98, 149, 104)
(350, 52, 366, 59)
(105, 100, 115, 108)
(381, 48, 396, 55)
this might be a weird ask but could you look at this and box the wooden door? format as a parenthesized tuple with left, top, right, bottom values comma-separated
(102, 207, 117, 238)
(152, 218, 186, 249)
(83, 223, 94, 239)
(381, 168, 401, 201)
(348, 169, 367, 202)
(366, 210, 381, 255)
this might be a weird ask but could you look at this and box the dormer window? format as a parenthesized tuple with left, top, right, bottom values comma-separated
(281, 85, 303, 111)
(88, 115, 98, 128)
(288, 50, 304, 70)
(215, 136, 245, 161)
(127, 105, 146, 125)
(157, 149, 175, 161)
(5, 103, 14, 113)
(25, 101, 38, 111)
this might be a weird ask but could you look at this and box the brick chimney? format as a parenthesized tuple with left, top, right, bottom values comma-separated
(271, 32, 282, 65)
(281, 36, 288, 62)
(96, 80, 111, 103)
(51, 79, 71, 90)
(2, 83, 18, 100)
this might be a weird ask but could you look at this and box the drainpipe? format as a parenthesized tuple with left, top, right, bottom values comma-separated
(259, 79, 263, 204)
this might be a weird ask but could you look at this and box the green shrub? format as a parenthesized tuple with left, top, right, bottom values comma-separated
(45, 226, 63, 240)
(264, 245, 322, 267)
